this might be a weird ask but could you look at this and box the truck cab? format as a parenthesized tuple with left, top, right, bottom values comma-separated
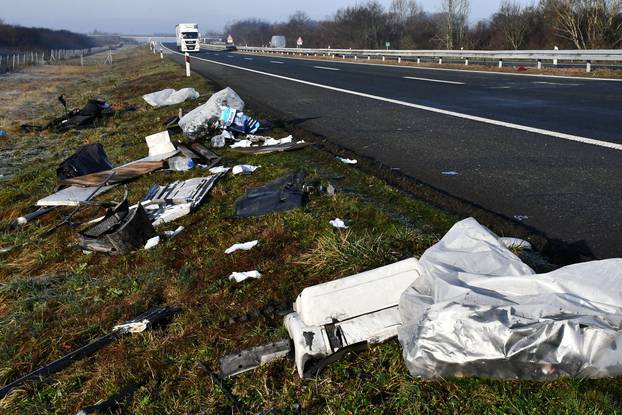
(176, 23, 200, 52)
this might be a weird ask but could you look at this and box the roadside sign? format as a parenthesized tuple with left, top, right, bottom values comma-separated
(385, 41, 390, 49)
(297, 37, 303, 47)
(227, 34, 234, 44)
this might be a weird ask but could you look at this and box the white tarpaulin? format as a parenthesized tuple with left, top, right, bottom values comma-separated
(398, 217, 622, 379)
(179, 87, 244, 138)
(142, 88, 200, 107)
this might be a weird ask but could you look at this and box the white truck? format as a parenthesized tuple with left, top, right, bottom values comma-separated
(176, 23, 200, 52)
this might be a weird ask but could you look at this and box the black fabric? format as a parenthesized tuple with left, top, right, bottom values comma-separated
(79, 202, 156, 255)
(56, 143, 113, 181)
(235, 168, 308, 217)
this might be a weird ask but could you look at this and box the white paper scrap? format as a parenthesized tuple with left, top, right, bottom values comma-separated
(225, 240, 259, 254)
(337, 157, 357, 165)
(229, 270, 262, 283)
(232, 164, 259, 175)
(329, 218, 349, 229)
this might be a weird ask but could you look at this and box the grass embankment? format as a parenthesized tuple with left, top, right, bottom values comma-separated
(0, 47, 620, 414)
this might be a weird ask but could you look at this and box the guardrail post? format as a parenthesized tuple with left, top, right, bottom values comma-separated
(537, 59, 542, 70)
(185, 52, 191, 77)
(342, 55, 345, 59)
(417, 57, 420, 64)
(465, 57, 469, 66)
(438, 57, 442, 64)
(382, 56, 385, 61)
(367, 56, 370, 60)
(586, 60, 591, 73)
(354, 55, 357, 61)
(398, 56, 401, 64)
(498, 59, 503, 68)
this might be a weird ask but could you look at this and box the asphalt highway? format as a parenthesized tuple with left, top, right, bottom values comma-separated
(163, 43, 622, 259)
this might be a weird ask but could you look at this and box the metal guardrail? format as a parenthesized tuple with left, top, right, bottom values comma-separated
(233, 45, 622, 72)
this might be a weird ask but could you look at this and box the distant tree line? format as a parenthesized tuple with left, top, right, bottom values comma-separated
(0, 20, 96, 51)
(224, 0, 622, 50)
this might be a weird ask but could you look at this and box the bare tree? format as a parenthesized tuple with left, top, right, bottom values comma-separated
(441, 0, 470, 49)
(543, 0, 622, 49)
(496, 0, 532, 49)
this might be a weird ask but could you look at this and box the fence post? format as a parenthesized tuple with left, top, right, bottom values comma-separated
(465, 57, 469, 66)
(160, 49, 164, 59)
(81, 53, 84, 66)
(382, 56, 385, 61)
(398, 56, 401, 63)
(185, 52, 191, 77)
(537, 59, 542, 70)
(417, 57, 420, 64)
(586, 60, 591, 73)
(438, 57, 442, 64)
(12, 54, 15, 70)
(498, 59, 503, 68)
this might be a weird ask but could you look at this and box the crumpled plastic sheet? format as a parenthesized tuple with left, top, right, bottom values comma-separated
(179, 87, 244, 138)
(143, 88, 200, 107)
(219, 107, 260, 134)
(232, 164, 259, 175)
(225, 240, 259, 254)
(398, 217, 622, 380)
(229, 270, 262, 283)
(329, 218, 348, 229)
(337, 157, 357, 165)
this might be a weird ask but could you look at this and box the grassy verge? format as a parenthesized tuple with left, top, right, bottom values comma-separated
(0, 46, 620, 414)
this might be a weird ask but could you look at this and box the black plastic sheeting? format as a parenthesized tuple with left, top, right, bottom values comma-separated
(235, 168, 308, 217)
(56, 143, 113, 181)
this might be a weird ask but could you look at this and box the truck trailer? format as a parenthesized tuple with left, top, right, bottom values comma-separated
(176, 23, 200, 52)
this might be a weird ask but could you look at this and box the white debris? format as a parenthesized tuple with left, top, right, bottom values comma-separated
(499, 237, 532, 250)
(148, 203, 192, 226)
(179, 87, 245, 138)
(144, 236, 160, 250)
(225, 240, 259, 254)
(230, 139, 253, 148)
(442, 171, 459, 176)
(167, 156, 195, 171)
(143, 88, 200, 107)
(337, 157, 358, 165)
(164, 226, 185, 238)
(263, 135, 293, 146)
(208, 166, 231, 174)
(146, 131, 177, 157)
(329, 218, 349, 229)
(514, 215, 529, 221)
(113, 319, 150, 334)
(229, 270, 262, 283)
(36, 185, 115, 207)
(232, 164, 259, 175)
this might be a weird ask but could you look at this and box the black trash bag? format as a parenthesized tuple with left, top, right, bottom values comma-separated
(235, 168, 309, 217)
(56, 143, 113, 181)
(79, 199, 156, 255)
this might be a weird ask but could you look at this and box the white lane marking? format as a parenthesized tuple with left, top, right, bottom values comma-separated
(490, 86, 511, 89)
(244, 57, 254, 61)
(162, 44, 622, 151)
(270, 60, 284, 64)
(533, 81, 581, 86)
(227, 55, 235, 58)
(314, 66, 340, 71)
(404, 76, 465, 85)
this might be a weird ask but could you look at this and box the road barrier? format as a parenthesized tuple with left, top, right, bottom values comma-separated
(232, 46, 622, 72)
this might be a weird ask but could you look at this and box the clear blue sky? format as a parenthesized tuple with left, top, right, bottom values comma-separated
(1, 0, 532, 34)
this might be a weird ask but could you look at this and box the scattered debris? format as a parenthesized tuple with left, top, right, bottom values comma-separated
(0, 307, 180, 400)
(229, 270, 262, 283)
(142, 88, 199, 107)
(0, 129, 7, 138)
(442, 171, 459, 176)
(23, 97, 113, 132)
(188, 142, 222, 169)
(79, 199, 156, 255)
(211, 131, 234, 148)
(232, 164, 259, 175)
(57, 143, 113, 182)
(225, 240, 259, 254)
(235, 168, 309, 217)
(285, 258, 421, 377)
(60, 160, 164, 187)
(499, 237, 532, 250)
(146, 131, 177, 157)
(219, 107, 260, 134)
(337, 157, 357, 165)
(11, 206, 56, 228)
(36, 185, 115, 207)
(329, 218, 349, 229)
(144, 236, 160, 250)
(167, 156, 195, 171)
(179, 87, 245, 139)
(164, 226, 184, 238)
(231, 142, 309, 155)
(207, 166, 230, 174)
(514, 215, 529, 221)
(230, 139, 252, 148)
(398, 218, 622, 379)
(219, 340, 291, 377)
